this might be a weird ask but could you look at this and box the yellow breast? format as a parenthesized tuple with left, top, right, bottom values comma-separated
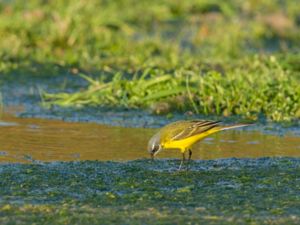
(162, 128, 219, 153)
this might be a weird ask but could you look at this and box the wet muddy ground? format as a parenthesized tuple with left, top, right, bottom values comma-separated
(0, 76, 300, 224)
(0, 158, 299, 224)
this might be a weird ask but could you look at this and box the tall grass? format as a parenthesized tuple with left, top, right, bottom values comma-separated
(44, 56, 300, 121)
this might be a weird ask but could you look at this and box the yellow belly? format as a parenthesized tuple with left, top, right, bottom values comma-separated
(163, 128, 219, 153)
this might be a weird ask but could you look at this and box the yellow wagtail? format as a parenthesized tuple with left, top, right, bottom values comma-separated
(147, 120, 251, 169)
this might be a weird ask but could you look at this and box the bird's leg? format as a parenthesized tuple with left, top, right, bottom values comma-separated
(178, 152, 186, 170)
(187, 149, 192, 170)
(188, 149, 192, 161)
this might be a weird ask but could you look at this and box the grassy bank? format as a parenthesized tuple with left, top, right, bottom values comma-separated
(0, 0, 300, 121)
(43, 55, 300, 121)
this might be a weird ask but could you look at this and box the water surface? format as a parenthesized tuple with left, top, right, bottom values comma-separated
(0, 114, 299, 163)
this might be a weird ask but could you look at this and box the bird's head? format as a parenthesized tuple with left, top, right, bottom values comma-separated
(147, 133, 162, 159)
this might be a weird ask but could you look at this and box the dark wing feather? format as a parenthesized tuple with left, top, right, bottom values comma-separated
(161, 120, 221, 141)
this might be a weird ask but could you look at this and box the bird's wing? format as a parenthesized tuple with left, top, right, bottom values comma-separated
(161, 120, 221, 141)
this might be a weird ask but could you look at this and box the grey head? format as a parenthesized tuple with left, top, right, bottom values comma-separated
(147, 132, 162, 159)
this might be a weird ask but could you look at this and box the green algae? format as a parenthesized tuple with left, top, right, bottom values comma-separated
(0, 158, 299, 224)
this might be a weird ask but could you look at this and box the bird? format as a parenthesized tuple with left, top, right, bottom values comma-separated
(147, 120, 251, 169)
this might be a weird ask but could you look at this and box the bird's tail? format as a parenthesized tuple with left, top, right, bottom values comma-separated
(220, 123, 252, 131)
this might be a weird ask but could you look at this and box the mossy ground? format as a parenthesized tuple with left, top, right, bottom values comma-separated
(0, 158, 299, 224)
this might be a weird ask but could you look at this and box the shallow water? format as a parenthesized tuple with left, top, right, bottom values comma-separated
(0, 113, 299, 163)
